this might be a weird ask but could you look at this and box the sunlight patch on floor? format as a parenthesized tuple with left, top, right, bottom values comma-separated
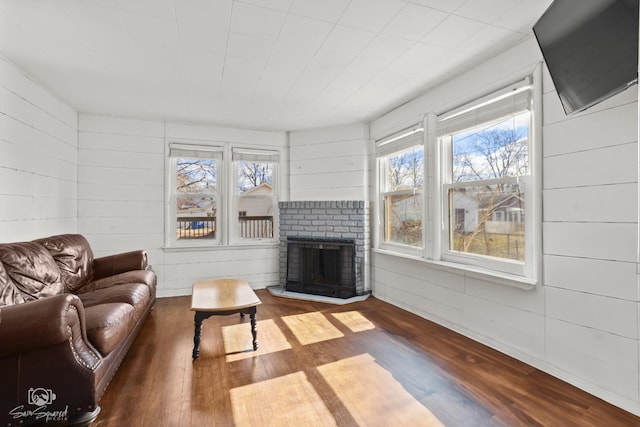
(281, 312, 344, 345)
(222, 319, 292, 361)
(230, 371, 337, 426)
(317, 353, 445, 427)
(331, 311, 375, 332)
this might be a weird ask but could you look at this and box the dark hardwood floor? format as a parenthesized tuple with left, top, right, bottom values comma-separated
(94, 290, 640, 426)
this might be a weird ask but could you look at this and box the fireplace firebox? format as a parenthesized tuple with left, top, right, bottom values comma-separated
(285, 237, 356, 298)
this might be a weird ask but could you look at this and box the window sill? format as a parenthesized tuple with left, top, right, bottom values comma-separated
(163, 242, 279, 252)
(372, 248, 537, 290)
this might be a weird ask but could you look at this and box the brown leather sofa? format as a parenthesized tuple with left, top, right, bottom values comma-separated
(0, 234, 156, 426)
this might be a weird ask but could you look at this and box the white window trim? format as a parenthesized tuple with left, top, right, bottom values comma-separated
(436, 74, 538, 281)
(165, 141, 224, 249)
(374, 123, 426, 257)
(164, 140, 281, 250)
(230, 151, 279, 245)
(374, 64, 543, 288)
(372, 246, 536, 290)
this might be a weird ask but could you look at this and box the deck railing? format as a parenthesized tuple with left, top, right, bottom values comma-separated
(177, 216, 216, 239)
(177, 216, 274, 240)
(238, 215, 274, 239)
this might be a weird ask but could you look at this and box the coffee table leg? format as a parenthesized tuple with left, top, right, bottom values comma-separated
(193, 312, 203, 359)
(250, 310, 258, 351)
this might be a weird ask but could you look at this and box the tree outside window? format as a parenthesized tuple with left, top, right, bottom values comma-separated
(237, 161, 272, 191)
(236, 161, 275, 240)
(175, 158, 217, 241)
(446, 112, 529, 262)
(375, 75, 539, 280)
(167, 144, 280, 247)
(380, 145, 424, 248)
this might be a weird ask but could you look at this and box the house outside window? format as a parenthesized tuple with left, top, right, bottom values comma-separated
(375, 125, 424, 254)
(232, 148, 279, 242)
(437, 77, 536, 278)
(168, 144, 222, 246)
(167, 143, 279, 248)
(375, 71, 541, 284)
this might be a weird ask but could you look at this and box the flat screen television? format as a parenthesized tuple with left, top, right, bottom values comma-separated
(533, 0, 638, 115)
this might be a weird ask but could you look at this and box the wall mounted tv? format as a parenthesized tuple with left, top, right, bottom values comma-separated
(533, 0, 638, 115)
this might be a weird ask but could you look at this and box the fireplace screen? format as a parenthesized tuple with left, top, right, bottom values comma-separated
(286, 237, 356, 298)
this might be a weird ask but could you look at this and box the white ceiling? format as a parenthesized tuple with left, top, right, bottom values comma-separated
(0, 0, 552, 131)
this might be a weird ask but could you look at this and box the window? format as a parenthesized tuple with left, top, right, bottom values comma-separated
(437, 78, 534, 277)
(168, 144, 222, 246)
(374, 72, 541, 284)
(376, 125, 424, 253)
(232, 148, 279, 242)
(167, 143, 280, 248)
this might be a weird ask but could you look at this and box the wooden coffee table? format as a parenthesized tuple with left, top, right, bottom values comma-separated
(190, 278, 262, 359)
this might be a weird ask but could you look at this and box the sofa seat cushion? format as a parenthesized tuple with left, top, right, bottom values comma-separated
(84, 303, 135, 356)
(0, 242, 63, 303)
(78, 284, 150, 320)
(79, 270, 156, 295)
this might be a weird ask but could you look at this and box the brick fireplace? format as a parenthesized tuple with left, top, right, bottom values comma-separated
(279, 201, 369, 297)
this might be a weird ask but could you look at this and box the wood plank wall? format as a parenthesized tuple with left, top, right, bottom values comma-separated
(0, 55, 78, 242)
(542, 67, 639, 404)
(289, 123, 371, 201)
(77, 115, 165, 259)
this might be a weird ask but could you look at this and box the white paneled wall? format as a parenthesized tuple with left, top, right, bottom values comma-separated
(368, 37, 640, 416)
(0, 55, 78, 242)
(78, 114, 287, 297)
(77, 115, 165, 261)
(542, 60, 639, 405)
(289, 124, 370, 201)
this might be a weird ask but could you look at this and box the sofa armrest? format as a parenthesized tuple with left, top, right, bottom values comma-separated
(93, 250, 148, 280)
(0, 294, 101, 369)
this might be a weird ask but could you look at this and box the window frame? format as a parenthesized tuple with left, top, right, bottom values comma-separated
(231, 148, 279, 244)
(436, 77, 535, 279)
(374, 66, 542, 286)
(375, 124, 426, 257)
(165, 141, 281, 249)
(166, 143, 223, 248)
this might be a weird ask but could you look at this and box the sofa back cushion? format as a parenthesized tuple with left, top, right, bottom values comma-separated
(0, 261, 25, 306)
(34, 234, 95, 292)
(0, 242, 64, 302)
